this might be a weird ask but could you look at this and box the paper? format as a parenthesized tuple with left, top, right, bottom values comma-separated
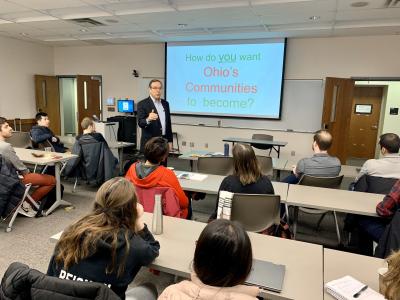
(325, 276, 385, 300)
(177, 172, 208, 181)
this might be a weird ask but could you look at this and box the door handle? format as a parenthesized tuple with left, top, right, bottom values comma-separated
(371, 125, 378, 129)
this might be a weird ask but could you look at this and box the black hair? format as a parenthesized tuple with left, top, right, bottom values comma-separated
(379, 133, 400, 154)
(144, 137, 169, 164)
(35, 112, 48, 122)
(194, 219, 253, 287)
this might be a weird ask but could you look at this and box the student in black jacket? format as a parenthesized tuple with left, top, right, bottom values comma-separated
(47, 177, 160, 299)
(210, 143, 275, 220)
(30, 112, 66, 153)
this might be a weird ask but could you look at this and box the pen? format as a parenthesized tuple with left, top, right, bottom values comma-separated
(353, 285, 368, 298)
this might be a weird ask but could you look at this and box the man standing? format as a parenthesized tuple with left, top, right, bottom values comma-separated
(30, 112, 65, 153)
(137, 79, 172, 153)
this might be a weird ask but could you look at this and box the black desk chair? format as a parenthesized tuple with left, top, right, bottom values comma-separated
(251, 134, 273, 156)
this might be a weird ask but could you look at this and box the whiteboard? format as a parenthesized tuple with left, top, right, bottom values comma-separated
(136, 79, 324, 133)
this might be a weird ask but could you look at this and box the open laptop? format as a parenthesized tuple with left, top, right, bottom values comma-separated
(245, 259, 286, 293)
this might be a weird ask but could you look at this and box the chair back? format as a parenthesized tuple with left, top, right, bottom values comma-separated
(231, 193, 280, 232)
(197, 156, 234, 176)
(134, 185, 183, 218)
(256, 155, 273, 178)
(298, 174, 343, 189)
(354, 175, 398, 194)
(251, 134, 273, 150)
(6, 132, 32, 149)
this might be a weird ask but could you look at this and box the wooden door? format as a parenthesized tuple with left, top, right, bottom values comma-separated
(321, 77, 355, 164)
(34, 75, 61, 135)
(77, 75, 102, 134)
(347, 86, 383, 159)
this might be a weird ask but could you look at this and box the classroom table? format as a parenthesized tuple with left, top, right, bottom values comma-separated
(51, 213, 323, 300)
(324, 248, 385, 299)
(178, 150, 288, 178)
(108, 141, 135, 174)
(285, 159, 360, 179)
(286, 184, 384, 217)
(222, 137, 288, 158)
(15, 148, 77, 216)
(175, 170, 289, 201)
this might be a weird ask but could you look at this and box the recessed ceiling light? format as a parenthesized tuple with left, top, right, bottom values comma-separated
(351, 1, 369, 7)
(309, 16, 320, 21)
(105, 32, 112, 35)
(80, 29, 88, 32)
(178, 23, 188, 28)
(105, 19, 118, 24)
(20, 32, 29, 36)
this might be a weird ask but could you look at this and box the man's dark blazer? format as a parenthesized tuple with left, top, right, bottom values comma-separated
(137, 97, 172, 151)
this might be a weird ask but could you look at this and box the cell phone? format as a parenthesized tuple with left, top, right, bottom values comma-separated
(31, 153, 44, 158)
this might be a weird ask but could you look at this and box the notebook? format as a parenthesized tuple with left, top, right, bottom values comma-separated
(245, 259, 286, 293)
(325, 276, 385, 300)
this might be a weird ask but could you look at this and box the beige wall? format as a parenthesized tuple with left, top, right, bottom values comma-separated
(50, 34, 400, 159)
(0, 36, 54, 119)
(54, 43, 165, 120)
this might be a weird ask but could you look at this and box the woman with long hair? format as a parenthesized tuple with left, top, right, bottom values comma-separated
(159, 219, 259, 299)
(383, 250, 400, 299)
(47, 177, 160, 299)
(210, 143, 275, 220)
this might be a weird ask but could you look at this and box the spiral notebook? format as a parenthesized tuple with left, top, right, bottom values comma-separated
(325, 276, 385, 300)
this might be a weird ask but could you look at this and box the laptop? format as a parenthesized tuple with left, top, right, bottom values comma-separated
(245, 259, 286, 293)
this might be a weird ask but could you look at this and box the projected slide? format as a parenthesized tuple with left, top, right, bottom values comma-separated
(166, 40, 286, 119)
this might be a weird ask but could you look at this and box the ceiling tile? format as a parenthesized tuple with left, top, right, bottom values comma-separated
(8, 0, 88, 10)
(0, 0, 28, 14)
(49, 6, 112, 19)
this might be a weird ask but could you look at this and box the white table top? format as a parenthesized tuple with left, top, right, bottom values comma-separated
(287, 184, 383, 216)
(108, 141, 135, 149)
(51, 213, 323, 299)
(15, 148, 77, 165)
(179, 150, 288, 170)
(324, 248, 385, 299)
(223, 137, 288, 147)
(145, 213, 322, 300)
(175, 170, 288, 201)
(285, 159, 360, 178)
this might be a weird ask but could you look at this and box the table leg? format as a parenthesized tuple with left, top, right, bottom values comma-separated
(119, 147, 124, 175)
(45, 162, 71, 216)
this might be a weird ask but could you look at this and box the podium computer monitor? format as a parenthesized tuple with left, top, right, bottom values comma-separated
(118, 99, 134, 113)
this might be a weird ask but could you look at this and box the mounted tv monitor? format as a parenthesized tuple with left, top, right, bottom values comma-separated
(166, 38, 286, 119)
(117, 99, 134, 113)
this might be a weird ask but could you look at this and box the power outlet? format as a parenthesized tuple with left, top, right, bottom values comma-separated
(182, 141, 186, 146)
(291, 150, 296, 156)
(205, 143, 208, 148)
(189, 142, 195, 148)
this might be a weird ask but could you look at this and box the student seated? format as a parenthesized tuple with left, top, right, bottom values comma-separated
(0, 117, 56, 205)
(282, 130, 341, 184)
(125, 137, 189, 219)
(356, 179, 400, 243)
(354, 133, 400, 182)
(30, 112, 66, 153)
(210, 143, 274, 220)
(382, 250, 400, 300)
(158, 219, 259, 300)
(47, 177, 160, 299)
(63, 117, 117, 184)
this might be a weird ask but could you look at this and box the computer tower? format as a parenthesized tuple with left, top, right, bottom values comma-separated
(106, 115, 137, 145)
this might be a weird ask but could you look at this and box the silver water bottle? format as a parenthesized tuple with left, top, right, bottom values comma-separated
(152, 194, 163, 235)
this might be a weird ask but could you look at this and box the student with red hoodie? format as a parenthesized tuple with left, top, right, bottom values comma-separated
(125, 137, 189, 219)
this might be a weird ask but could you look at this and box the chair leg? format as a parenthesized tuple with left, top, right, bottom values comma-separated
(285, 204, 290, 224)
(333, 211, 341, 245)
(316, 213, 327, 231)
(293, 207, 299, 239)
(72, 177, 78, 193)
